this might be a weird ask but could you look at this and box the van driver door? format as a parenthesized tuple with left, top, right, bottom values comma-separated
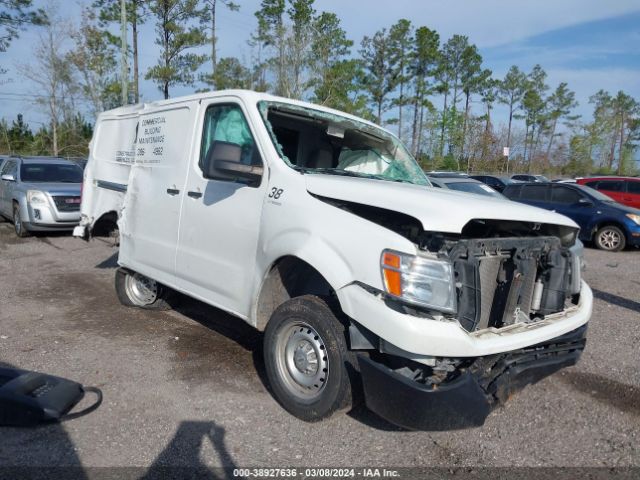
(174, 99, 268, 318)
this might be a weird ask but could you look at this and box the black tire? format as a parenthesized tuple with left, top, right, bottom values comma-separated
(263, 295, 355, 422)
(595, 225, 626, 252)
(13, 203, 30, 238)
(114, 268, 176, 310)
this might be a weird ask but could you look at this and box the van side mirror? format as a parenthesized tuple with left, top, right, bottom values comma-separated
(1, 174, 15, 182)
(203, 141, 263, 186)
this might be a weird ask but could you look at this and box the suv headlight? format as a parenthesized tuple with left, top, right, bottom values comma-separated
(381, 250, 456, 313)
(27, 190, 47, 205)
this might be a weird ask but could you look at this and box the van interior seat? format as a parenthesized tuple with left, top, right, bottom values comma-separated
(306, 147, 333, 169)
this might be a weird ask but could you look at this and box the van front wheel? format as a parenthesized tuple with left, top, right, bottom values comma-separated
(115, 268, 175, 310)
(263, 295, 354, 422)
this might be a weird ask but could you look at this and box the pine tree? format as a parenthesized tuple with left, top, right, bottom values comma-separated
(408, 26, 439, 157)
(0, 0, 47, 53)
(145, 0, 208, 99)
(388, 19, 412, 138)
(497, 65, 527, 156)
(93, 0, 148, 103)
(360, 29, 395, 125)
(199, 0, 239, 88)
(544, 82, 578, 166)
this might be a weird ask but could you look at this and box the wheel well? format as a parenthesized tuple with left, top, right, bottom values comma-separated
(255, 256, 336, 331)
(91, 211, 119, 237)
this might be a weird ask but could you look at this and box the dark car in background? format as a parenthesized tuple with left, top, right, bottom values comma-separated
(428, 175, 506, 199)
(470, 174, 520, 193)
(576, 176, 640, 209)
(511, 174, 550, 183)
(503, 182, 640, 251)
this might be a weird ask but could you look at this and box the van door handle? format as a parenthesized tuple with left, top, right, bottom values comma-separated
(187, 191, 202, 199)
(166, 188, 180, 196)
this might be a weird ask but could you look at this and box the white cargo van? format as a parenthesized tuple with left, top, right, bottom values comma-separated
(76, 90, 592, 430)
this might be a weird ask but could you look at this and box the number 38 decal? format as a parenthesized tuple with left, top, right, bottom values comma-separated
(269, 187, 284, 199)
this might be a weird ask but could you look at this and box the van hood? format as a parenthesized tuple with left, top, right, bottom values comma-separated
(305, 175, 578, 233)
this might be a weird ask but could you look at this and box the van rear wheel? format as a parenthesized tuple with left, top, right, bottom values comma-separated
(263, 295, 355, 422)
(115, 268, 175, 310)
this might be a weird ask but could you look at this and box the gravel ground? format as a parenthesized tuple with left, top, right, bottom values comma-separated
(0, 222, 638, 472)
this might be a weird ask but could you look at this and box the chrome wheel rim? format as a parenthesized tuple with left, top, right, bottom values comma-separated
(599, 229, 621, 250)
(274, 321, 329, 401)
(124, 272, 158, 305)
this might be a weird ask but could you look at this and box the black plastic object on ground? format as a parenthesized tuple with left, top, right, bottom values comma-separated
(0, 367, 102, 427)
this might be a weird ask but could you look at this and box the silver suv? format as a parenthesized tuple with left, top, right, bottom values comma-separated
(0, 157, 83, 237)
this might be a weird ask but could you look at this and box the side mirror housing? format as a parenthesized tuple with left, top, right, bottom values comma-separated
(203, 141, 263, 187)
(1, 174, 15, 182)
(577, 198, 594, 207)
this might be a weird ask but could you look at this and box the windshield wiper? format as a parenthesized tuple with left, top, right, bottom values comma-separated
(294, 166, 425, 186)
(296, 167, 397, 181)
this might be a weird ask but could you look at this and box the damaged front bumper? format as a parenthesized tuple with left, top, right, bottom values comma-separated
(337, 280, 592, 357)
(358, 323, 587, 430)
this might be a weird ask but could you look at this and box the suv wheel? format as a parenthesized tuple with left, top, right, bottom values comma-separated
(595, 225, 626, 252)
(263, 295, 355, 422)
(114, 268, 176, 310)
(13, 203, 30, 238)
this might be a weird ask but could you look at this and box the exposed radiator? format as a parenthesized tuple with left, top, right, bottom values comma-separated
(452, 237, 571, 332)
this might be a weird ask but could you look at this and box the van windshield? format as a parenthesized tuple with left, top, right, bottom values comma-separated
(258, 101, 429, 186)
(20, 163, 83, 183)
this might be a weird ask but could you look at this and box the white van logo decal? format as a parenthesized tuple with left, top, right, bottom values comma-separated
(135, 115, 167, 165)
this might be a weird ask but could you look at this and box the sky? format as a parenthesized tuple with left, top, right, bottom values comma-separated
(1, 0, 639, 132)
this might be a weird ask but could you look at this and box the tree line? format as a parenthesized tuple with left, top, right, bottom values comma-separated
(1, 0, 638, 175)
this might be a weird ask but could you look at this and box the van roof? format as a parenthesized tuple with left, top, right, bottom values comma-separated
(99, 89, 385, 134)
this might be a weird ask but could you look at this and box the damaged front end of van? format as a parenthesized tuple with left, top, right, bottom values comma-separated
(342, 225, 589, 430)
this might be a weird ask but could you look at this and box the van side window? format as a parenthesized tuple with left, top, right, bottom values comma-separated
(199, 104, 261, 173)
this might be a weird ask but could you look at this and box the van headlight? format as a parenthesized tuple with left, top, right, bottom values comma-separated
(27, 190, 48, 205)
(381, 250, 456, 313)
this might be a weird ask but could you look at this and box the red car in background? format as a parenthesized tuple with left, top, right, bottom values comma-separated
(577, 176, 640, 209)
